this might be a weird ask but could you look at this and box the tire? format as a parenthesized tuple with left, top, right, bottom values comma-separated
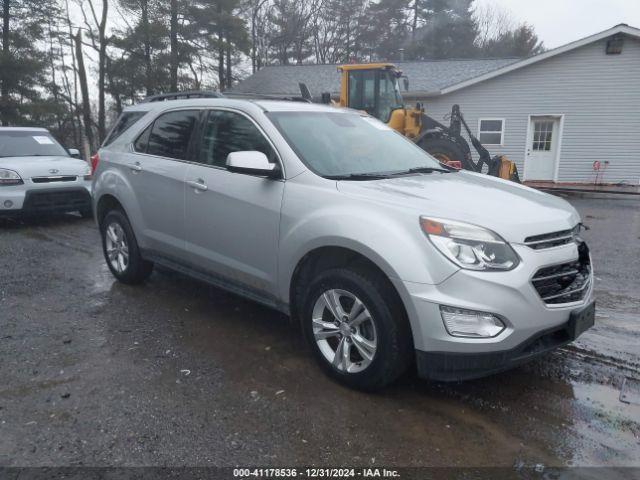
(418, 136, 471, 170)
(100, 209, 153, 284)
(301, 267, 413, 391)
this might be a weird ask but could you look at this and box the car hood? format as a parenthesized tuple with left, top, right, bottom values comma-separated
(336, 171, 580, 243)
(0, 156, 89, 179)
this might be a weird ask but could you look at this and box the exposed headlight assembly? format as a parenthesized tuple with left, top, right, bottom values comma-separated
(0, 169, 23, 186)
(420, 217, 519, 271)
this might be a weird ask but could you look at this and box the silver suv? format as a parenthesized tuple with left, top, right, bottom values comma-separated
(92, 98, 595, 390)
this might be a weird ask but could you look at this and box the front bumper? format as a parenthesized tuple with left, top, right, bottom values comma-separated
(416, 301, 595, 381)
(392, 240, 595, 381)
(0, 183, 92, 215)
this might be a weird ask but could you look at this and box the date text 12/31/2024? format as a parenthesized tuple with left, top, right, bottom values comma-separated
(233, 468, 400, 478)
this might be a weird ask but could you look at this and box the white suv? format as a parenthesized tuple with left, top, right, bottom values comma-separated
(0, 127, 92, 217)
(92, 97, 595, 390)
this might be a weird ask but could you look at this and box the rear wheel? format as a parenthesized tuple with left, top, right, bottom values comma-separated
(100, 209, 153, 284)
(301, 268, 412, 390)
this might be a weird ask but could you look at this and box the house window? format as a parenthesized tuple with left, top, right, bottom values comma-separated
(478, 119, 504, 146)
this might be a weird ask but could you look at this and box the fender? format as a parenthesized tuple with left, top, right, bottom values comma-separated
(276, 198, 459, 305)
(92, 151, 149, 249)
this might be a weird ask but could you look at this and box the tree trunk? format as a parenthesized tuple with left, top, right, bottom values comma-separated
(97, 0, 108, 143)
(141, 0, 152, 96)
(216, 3, 225, 90)
(412, 0, 418, 40)
(218, 30, 225, 90)
(169, 0, 178, 91)
(74, 30, 95, 153)
(251, 8, 256, 73)
(1, 0, 10, 125)
(46, 18, 63, 134)
(106, 57, 122, 115)
(226, 43, 232, 89)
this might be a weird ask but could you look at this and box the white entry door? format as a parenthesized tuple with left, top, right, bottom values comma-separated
(525, 116, 560, 180)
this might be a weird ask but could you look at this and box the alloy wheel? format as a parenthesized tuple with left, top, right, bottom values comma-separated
(312, 289, 377, 373)
(105, 222, 129, 274)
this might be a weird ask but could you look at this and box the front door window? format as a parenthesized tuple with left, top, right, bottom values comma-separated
(198, 110, 278, 167)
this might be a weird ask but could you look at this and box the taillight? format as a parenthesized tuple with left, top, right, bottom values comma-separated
(90, 153, 100, 173)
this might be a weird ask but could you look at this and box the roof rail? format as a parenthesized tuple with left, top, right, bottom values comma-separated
(141, 90, 224, 103)
(224, 92, 312, 103)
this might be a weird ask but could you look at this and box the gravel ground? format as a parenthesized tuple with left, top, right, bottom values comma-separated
(0, 195, 638, 468)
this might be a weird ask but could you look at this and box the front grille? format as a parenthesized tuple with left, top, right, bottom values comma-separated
(23, 188, 91, 213)
(531, 241, 591, 305)
(524, 225, 579, 250)
(32, 176, 77, 183)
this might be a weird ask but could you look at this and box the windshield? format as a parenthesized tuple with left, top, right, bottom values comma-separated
(0, 131, 69, 158)
(267, 111, 444, 178)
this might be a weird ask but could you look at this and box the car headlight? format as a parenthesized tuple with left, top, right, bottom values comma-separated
(420, 217, 519, 271)
(0, 169, 23, 186)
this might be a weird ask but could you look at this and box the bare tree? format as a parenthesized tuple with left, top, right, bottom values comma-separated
(78, 0, 109, 142)
(169, 0, 178, 90)
(473, 1, 515, 50)
(74, 29, 95, 155)
(1, 0, 9, 124)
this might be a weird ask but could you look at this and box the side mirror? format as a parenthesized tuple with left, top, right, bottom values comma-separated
(226, 151, 279, 178)
(68, 148, 81, 159)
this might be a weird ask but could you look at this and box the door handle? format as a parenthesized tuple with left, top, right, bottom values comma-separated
(186, 179, 208, 192)
(129, 162, 142, 172)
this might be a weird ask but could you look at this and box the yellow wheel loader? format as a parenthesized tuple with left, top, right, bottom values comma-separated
(300, 63, 520, 182)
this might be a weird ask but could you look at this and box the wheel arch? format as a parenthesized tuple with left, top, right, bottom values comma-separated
(96, 193, 125, 227)
(288, 245, 408, 327)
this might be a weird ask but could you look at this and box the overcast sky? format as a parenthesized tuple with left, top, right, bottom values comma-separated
(478, 0, 640, 48)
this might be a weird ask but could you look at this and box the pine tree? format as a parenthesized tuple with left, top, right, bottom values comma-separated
(482, 24, 544, 58)
(365, 0, 411, 61)
(0, 0, 56, 125)
(406, 0, 479, 59)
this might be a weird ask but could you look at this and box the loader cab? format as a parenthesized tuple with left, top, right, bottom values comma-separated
(339, 64, 404, 123)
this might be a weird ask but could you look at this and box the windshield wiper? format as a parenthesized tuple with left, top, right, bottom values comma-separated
(325, 172, 391, 180)
(391, 166, 452, 176)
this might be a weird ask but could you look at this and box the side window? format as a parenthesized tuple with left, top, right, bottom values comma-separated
(103, 111, 146, 147)
(134, 123, 152, 153)
(146, 110, 199, 160)
(198, 110, 278, 167)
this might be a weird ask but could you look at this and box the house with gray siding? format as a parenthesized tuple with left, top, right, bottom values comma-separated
(233, 24, 640, 185)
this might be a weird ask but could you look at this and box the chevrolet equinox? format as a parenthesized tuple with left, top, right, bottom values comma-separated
(92, 98, 595, 390)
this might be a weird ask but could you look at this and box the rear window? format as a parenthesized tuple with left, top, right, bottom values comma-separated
(103, 111, 146, 147)
(0, 131, 69, 158)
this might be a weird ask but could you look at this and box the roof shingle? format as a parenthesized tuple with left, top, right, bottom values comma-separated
(232, 58, 519, 96)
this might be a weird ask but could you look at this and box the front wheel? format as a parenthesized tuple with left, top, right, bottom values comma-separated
(100, 209, 153, 284)
(301, 268, 413, 390)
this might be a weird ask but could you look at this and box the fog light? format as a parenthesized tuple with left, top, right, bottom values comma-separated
(4, 200, 13, 208)
(440, 306, 505, 338)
